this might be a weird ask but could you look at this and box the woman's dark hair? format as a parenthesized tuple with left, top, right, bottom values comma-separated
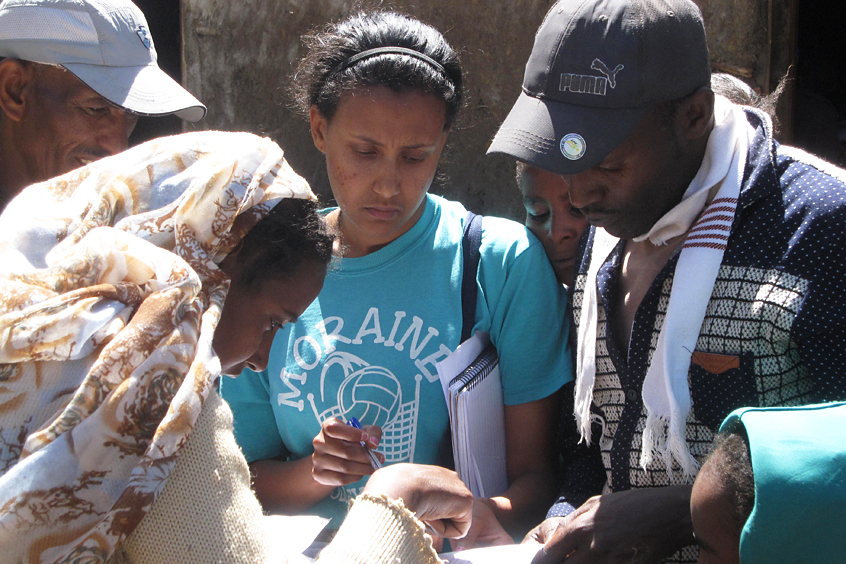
(291, 11, 463, 129)
(711, 72, 787, 134)
(708, 430, 756, 534)
(233, 198, 334, 290)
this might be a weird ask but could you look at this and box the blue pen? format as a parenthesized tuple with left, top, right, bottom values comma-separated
(347, 416, 382, 470)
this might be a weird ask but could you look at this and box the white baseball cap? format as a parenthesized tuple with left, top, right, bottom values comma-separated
(0, 0, 206, 121)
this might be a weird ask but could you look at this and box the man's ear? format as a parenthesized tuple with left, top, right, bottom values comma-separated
(0, 59, 34, 123)
(678, 87, 715, 142)
(309, 105, 328, 154)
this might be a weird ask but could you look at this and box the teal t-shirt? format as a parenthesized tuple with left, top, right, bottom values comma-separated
(221, 194, 573, 522)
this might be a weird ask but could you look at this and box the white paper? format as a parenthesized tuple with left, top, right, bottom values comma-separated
(435, 331, 508, 498)
(456, 361, 506, 497)
(440, 543, 542, 564)
(263, 514, 330, 562)
(436, 332, 508, 497)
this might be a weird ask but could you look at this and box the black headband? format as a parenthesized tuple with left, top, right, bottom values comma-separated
(331, 46, 446, 77)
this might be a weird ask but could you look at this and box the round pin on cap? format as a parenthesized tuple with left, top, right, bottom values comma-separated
(560, 133, 586, 160)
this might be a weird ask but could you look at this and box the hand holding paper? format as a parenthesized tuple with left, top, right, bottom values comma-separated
(451, 498, 513, 550)
(525, 486, 695, 564)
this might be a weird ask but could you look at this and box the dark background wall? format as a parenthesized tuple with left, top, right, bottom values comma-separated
(132, 0, 182, 144)
(132, 0, 845, 221)
(178, 0, 554, 220)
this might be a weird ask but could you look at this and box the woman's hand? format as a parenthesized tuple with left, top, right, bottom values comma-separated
(450, 498, 513, 550)
(311, 417, 383, 486)
(364, 463, 474, 540)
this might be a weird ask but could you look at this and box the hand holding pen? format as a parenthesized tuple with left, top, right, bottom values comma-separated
(346, 417, 383, 470)
(311, 417, 384, 487)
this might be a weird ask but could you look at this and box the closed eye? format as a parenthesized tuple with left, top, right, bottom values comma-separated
(403, 153, 428, 163)
(597, 163, 624, 173)
(83, 105, 109, 116)
(525, 205, 550, 223)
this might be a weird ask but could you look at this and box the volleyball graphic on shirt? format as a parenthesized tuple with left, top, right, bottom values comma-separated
(308, 351, 421, 463)
(338, 365, 402, 429)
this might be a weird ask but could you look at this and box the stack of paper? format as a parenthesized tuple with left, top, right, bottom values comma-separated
(436, 332, 508, 498)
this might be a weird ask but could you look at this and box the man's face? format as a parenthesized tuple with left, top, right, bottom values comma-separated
(563, 107, 690, 239)
(17, 65, 138, 183)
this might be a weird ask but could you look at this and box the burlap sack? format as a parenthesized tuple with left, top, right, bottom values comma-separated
(111, 391, 275, 564)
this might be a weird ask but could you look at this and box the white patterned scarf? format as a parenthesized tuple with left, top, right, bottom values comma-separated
(0, 131, 314, 563)
(575, 96, 750, 477)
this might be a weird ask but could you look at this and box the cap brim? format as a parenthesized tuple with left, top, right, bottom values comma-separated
(63, 62, 206, 122)
(487, 90, 651, 175)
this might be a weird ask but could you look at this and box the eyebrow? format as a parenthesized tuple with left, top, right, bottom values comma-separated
(351, 134, 438, 151)
(78, 94, 137, 116)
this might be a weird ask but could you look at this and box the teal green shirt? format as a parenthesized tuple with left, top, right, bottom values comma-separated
(721, 401, 846, 564)
(221, 194, 572, 523)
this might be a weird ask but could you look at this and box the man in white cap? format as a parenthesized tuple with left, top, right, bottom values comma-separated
(0, 0, 206, 208)
(488, 0, 846, 562)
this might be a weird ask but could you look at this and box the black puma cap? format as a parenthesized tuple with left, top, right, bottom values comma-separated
(487, 0, 710, 174)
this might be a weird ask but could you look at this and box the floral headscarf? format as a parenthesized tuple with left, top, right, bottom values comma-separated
(0, 131, 314, 563)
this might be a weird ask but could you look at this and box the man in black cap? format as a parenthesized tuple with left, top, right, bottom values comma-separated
(488, 0, 846, 561)
(0, 0, 206, 209)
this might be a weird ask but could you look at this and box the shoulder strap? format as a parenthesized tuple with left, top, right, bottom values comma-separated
(460, 211, 483, 343)
(438, 210, 482, 471)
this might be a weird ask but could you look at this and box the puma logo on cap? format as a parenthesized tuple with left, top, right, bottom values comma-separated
(590, 59, 624, 88)
(559, 58, 624, 96)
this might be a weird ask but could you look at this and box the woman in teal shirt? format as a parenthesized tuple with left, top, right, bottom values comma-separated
(221, 10, 573, 546)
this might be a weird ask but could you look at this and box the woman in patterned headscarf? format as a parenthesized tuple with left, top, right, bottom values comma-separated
(0, 131, 334, 563)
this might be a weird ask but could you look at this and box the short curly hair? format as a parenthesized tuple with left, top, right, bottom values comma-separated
(707, 430, 756, 534)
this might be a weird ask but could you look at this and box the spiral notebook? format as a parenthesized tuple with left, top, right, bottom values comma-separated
(436, 332, 508, 498)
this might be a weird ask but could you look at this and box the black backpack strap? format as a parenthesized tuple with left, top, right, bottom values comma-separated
(460, 211, 483, 343)
(439, 210, 483, 471)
